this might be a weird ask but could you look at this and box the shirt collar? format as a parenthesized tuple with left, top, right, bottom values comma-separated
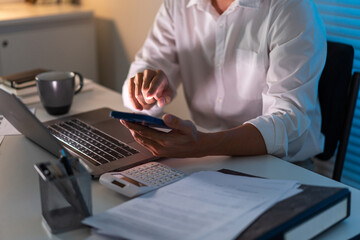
(186, 0, 262, 10)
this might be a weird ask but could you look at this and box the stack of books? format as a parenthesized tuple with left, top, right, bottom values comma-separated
(0, 69, 93, 105)
(0, 68, 47, 91)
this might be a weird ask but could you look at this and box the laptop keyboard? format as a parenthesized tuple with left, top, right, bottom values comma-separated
(47, 119, 139, 166)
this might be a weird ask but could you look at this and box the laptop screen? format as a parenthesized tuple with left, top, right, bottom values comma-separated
(0, 89, 63, 158)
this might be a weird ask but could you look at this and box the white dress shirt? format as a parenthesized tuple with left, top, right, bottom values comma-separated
(122, 0, 327, 162)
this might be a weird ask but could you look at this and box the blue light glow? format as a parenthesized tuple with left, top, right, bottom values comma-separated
(314, 0, 360, 188)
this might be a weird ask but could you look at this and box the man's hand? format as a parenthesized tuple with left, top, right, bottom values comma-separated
(128, 69, 174, 111)
(120, 114, 207, 158)
(120, 114, 267, 158)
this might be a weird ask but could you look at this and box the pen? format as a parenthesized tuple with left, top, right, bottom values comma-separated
(59, 150, 91, 217)
(60, 149, 74, 176)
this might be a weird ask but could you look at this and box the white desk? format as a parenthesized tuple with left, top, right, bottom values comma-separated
(0, 83, 359, 240)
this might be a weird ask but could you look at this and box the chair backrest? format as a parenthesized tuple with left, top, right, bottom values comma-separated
(316, 41, 359, 181)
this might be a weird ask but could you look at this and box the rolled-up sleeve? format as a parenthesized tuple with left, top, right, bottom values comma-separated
(122, 2, 180, 116)
(246, 0, 326, 160)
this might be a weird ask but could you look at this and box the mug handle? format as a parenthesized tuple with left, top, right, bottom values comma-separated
(73, 72, 84, 95)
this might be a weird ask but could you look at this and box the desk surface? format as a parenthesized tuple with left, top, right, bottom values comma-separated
(0, 83, 359, 240)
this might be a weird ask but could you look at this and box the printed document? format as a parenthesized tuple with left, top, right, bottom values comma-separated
(0, 115, 20, 136)
(84, 171, 301, 240)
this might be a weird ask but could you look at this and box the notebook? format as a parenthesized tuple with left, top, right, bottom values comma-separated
(219, 169, 351, 240)
(0, 89, 157, 176)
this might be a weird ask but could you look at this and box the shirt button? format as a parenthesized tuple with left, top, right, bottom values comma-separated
(219, 23, 224, 28)
(217, 98, 223, 103)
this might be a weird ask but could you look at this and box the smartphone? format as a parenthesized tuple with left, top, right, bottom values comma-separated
(110, 111, 172, 130)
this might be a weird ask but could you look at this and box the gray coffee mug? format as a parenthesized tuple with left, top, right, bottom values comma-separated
(36, 71, 83, 115)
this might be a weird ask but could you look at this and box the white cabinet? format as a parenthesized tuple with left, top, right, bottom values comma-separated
(0, 4, 98, 80)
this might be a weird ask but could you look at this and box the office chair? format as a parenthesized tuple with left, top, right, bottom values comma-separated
(316, 41, 360, 181)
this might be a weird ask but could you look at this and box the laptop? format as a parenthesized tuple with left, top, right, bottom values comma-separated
(0, 89, 157, 177)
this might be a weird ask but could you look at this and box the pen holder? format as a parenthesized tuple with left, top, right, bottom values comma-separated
(35, 160, 92, 234)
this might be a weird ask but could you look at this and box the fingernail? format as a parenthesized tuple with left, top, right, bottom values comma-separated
(144, 92, 151, 100)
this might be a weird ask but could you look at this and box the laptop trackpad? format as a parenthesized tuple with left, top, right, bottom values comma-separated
(93, 119, 134, 144)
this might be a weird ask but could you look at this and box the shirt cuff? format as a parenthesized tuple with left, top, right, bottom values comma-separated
(245, 115, 288, 158)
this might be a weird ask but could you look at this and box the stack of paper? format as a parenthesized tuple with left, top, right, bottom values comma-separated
(84, 171, 301, 240)
(0, 115, 20, 145)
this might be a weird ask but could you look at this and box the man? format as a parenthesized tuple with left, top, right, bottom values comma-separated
(121, 0, 327, 163)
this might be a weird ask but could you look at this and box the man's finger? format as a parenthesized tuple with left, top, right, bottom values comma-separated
(128, 77, 143, 110)
(131, 131, 165, 157)
(147, 71, 167, 98)
(134, 73, 148, 107)
(142, 69, 156, 92)
(148, 75, 170, 107)
(157, 90, 173, 107)
(142, 70, 157, 104)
